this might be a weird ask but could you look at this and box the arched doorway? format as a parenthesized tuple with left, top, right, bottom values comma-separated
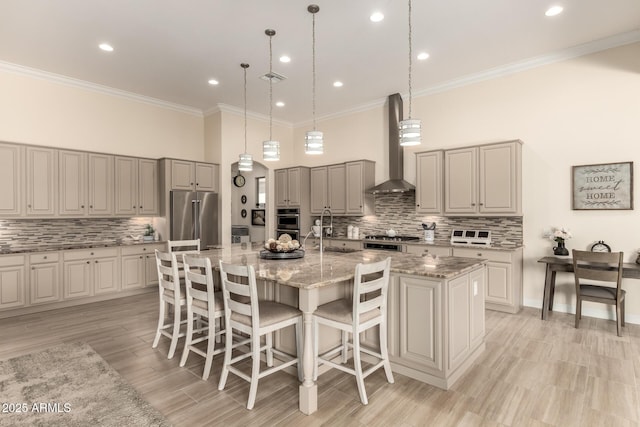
(230, 161, 268, 244)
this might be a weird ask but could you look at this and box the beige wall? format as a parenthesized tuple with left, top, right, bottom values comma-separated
(0, 69, 204, 159)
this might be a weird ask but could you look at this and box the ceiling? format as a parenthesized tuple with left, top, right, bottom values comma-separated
(1, 0, 639, 125)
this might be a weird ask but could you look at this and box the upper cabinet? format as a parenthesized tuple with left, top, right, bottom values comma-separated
(115, 157, 159, 216)
(275, 167, 309, 208)
(169, 160, 218, 192)
(310, 160, 374, 216)
(444, 141, 522, 215)
(345, 160, 374, 215)
(138, 159, 159, 215)
(194, 162, 217, 191)
(416, 151, 443, 214)
(0, 143, 23, 217)
(59, 150, 87, 216)
(26, 147, 57, 217)
(310, 167, 328, 214)
(88, 154, 114, 216)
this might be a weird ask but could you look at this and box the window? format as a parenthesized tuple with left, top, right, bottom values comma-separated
(256, 177, 266, 208)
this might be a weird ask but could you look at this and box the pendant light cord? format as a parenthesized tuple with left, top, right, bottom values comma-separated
(243, 64, 248, 152)
(312, 11, 317, 131)
(269, 34, 273, 141)
(407, 0, 413, 120)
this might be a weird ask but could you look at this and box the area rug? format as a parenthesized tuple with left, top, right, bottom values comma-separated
(0, 342, 170, 427)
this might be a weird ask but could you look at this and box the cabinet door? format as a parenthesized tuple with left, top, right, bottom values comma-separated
(310, 167, 328, 214)
(398, 276, 442, 371)
(138, 159, 159, 215)
(145, 253, 159, 287)
(0, 143, 23, 216)
(327, 164, 346, 214)
(59, 150, 87, 216)
(287, 168, 302, 207)
(486, 261, 512, 307)
(114, 157, 138, 216)
(64, 260, 93, 299)
(121, 255, 145, 290)
(88, 154, 114, 216)
(30, 263, 61, 305)
(26, 147, 57, 216)
(0, 265, 26, 309)
(444, 148, 477, 214)
(416, 151, 443, 214)
(94, 257, 119, 294)
(345, 161, 364, 215)
(469, 267, 485, 348)
(274, 169, 288, 207)
(479, 143, 519, 214)
(195, 163, 217, 192)
(448, 274, 470, 372)
(171, 160, 195, 190)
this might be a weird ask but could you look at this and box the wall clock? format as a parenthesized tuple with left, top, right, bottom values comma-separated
(241, 195, 247, 204)
(591, 240, 611, 252)
(233, 174, 246, 187)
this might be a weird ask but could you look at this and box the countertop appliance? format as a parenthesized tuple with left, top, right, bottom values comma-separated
(363, 235, 420, 252)
(450, 229, 492, 246)
(170, 190, 218, 248)
(231, 225, 250, 244)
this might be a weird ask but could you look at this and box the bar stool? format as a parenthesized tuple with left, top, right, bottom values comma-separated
(217, 260, 302, 410)
(152, 250, 187, 359)
(179, 254, 225, 380)
(313, 257, 394, 405)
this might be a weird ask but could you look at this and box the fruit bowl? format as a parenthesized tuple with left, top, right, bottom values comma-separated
(264, 234, 301, 253)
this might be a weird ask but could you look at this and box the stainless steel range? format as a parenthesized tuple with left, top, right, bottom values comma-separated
(363, 235, 420, 252)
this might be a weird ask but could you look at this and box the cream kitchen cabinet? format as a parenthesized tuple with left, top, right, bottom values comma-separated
(121, 244, 164, 290)
(405, 245, 451, 257)
(58, 150, 87, 216)
(29, 252, 61, 305)
(345, 160, 375, 215)
(169, 160, 218, 192)
(0, 255, 27, 310)
(310, 167, 328, 213)
(63, 248, 119, 299)
(444, 141, 521, 215)
(310, 164, 346, 214)
(452, 247, 523, 314)
(416, 150, 443, 214)
(88, 153, 114, 216)
(275, 167, 309, 208)
(0, 142, 24, 217)
(26, 147, 57, 217)
(115, 157, 159, 216)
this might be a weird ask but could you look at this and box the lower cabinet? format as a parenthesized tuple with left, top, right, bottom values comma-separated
(121, 244, 164, 290)
(29, 253, 61, 305)
(63, 248, 119, 299)
(405, 245, 452, 257)
(0, 255, 27, 310)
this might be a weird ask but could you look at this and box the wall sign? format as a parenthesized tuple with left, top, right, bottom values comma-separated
(572, 162, 633, 210)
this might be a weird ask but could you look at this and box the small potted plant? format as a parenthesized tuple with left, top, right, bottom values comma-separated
(143, 224, 155, 242)
(549, 227, 571, 256)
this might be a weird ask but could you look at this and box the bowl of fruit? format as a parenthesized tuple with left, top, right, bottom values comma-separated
(260, 234, 304, 259)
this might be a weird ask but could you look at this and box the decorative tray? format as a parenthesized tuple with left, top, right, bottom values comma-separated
(259, 249, 305, 260)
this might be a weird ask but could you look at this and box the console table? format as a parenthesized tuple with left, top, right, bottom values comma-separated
(537, 256, 640, 320)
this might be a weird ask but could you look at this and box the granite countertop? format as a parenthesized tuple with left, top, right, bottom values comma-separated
(200, 245, 486, 290)
(0, 240, 167, 255)
(317, 236, 523, 251)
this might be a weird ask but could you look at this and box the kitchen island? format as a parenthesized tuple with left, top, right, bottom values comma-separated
(200, 245, 486, 415)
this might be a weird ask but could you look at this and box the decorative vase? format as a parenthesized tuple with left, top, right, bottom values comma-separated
(553, 239, 569, 256)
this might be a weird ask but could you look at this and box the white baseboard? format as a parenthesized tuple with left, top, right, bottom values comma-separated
(523, 298, 640, 325)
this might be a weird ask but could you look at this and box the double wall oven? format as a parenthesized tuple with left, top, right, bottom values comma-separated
(276, 208, 301, 241)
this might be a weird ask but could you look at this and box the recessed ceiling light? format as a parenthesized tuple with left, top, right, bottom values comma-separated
(333, 81, 343, 88)
(276, 101, 285, 107)
(417, 52, 430, 60)
(98, 43, 114, 52)
(370, 12, 384, 22)
(279, 55, 291, 63)
(545, 5, 563, 17)
(208, 79, 219, 86)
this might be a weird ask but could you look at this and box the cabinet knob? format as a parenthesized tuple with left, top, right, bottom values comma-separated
(90, 252, 94, 255)
(143, 248, 147, 251)
(95, 260, 98, 263)
(139, 206, 143, 209)
(140, 256, 143, 259)
(133, 205, 136, 208)
(81, 205, 85, 208)
(417, 204, 420, 207)
(86, 261, 90, 264)
(471, 203, 476, 206)
(196, 183, 199, 186)
(479, 202, 484, 206)
(32, 266, 35, 270)
(43, 256, 47, 259)
(190, 182, 194, 186)
(90, 205, 93, 208)
(477, 253, 482, 257)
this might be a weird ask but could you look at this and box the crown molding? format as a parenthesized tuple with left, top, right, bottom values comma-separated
(211, 103, 293, 128)
(293, 96, 388, 128)
(0, 60, 203, 117)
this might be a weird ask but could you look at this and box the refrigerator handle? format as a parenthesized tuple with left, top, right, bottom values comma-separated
(192, 200, 199, 240)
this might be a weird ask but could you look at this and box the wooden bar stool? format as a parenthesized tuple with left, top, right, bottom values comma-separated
(313, 257, 394, 405)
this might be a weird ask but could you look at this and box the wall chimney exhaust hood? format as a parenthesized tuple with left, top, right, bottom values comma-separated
(367, 93, 415, 194)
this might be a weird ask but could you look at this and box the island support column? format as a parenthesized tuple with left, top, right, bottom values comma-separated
(298, 287, 319, 414)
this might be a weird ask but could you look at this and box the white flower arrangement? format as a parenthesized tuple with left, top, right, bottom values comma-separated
(549, 227, 572, 243)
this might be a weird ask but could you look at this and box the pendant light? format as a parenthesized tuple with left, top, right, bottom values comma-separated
(399, 0, 421, 146)
(263, 29, 280, 162)
(238, 63, 253, 172)
(305, 4, 323, 155)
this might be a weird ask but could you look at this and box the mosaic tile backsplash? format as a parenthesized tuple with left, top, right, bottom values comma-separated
(0, 218, 155, 251)
(314, 193, 523, 244)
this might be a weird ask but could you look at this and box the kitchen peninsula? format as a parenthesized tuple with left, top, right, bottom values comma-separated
(200, 245, 486, 415)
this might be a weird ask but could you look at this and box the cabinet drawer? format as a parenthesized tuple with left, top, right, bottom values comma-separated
(121, 244, 165, 256)
(452, 248, 512, 263)
(0, 255, 26, 267)
(406, 245, 452, 257)
(63, 248, 119, 261)
(29, 252, 60, 264)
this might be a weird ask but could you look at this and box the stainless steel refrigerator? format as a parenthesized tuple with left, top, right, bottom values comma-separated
(170, 191, 218, 248)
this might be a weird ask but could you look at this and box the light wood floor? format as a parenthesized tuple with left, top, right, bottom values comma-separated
(1, 293, 639, 426)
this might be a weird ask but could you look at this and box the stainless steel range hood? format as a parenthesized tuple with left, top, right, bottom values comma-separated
(367, 93, 415, 194)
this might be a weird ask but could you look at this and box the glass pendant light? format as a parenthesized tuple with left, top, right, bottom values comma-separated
(238, 63, 253, 172)
(263, 29, 280, 161)
(305, 4, 323, 155)
(399, 0, 421, 146)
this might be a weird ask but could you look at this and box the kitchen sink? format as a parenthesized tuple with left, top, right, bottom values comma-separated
(323, 246, 361, 253)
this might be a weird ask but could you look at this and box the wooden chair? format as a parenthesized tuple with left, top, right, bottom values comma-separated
(152, 250, 187, 359)
(217, 260, 302, 410)
(572, 249, 626, 336)
(313, 257, 394, 405)
(179, 254, 225, 381)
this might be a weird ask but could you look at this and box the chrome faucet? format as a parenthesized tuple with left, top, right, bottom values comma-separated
(319, 208, 333, 253)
